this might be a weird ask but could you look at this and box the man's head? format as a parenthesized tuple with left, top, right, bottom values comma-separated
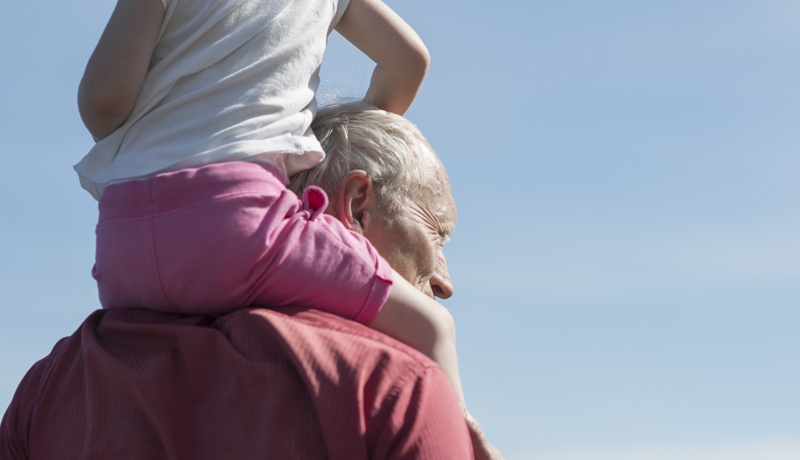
(290, 102, 456, 299)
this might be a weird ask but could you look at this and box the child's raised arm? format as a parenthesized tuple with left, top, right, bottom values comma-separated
(78, 0, 165, 140)
(334, 0, 430, 116)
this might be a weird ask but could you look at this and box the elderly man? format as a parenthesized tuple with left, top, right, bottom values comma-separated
(293, 102, 502, 459)
(1, 103, 499, 459)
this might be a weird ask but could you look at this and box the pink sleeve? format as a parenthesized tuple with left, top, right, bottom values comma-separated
(372, 365, 474, 460)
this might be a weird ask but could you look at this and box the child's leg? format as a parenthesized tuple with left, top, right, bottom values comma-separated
(249, 179, 465, 405)
(95, 161, 393, 318)
(369, 271, 466, 408)
(253, 183, 465, 405)
(95, 161, 464, 405)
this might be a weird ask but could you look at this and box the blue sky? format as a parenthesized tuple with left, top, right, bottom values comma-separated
(1, 0, 799, 458)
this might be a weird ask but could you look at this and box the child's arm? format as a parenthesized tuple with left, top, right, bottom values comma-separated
(334, 0, 430, 116)
(369, 269, 466, 407)
(78, 0, 165, 140)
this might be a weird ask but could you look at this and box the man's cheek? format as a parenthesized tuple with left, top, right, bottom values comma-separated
(418, 280, 434, 298)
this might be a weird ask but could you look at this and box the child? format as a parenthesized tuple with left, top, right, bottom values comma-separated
(75, 0, 465, 405)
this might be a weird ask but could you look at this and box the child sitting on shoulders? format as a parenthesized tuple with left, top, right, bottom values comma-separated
(76, 0, 465, 407)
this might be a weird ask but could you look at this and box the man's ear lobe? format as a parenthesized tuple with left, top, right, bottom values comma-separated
(336, 170, 373, 234)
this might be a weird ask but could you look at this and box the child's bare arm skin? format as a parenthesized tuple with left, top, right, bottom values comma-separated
(369, 272, 466, 406)
(334, 0, 430, 115)
(78, 0, 165, 140)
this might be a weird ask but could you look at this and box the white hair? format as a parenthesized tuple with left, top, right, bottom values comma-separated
(289, 101, 436, 222)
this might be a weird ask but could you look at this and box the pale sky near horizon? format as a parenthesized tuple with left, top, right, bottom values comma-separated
(1, 1, 799, 458)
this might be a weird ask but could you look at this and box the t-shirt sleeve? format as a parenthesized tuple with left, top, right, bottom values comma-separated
(373, 365, 475, 460)
(329, 0, 351, 31)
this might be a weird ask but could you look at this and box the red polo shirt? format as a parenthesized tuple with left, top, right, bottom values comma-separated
(1, 307, 472, 459)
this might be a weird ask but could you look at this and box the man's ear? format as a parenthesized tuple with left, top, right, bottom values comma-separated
(335, 170, 375, 235)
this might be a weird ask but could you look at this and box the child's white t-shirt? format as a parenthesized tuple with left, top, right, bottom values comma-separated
(75, 0, 350, 200)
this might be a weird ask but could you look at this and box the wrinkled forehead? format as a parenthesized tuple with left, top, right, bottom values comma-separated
(410, 146, 457, 230)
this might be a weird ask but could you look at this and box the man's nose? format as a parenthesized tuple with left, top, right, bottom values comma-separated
(430, 256, 454, 299)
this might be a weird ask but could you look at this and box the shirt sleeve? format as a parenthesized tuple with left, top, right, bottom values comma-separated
(329, 0, 351, 32)
(372, 365, 475, 460)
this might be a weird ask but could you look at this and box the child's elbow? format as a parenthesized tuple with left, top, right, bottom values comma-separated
(78, 79, 135, 139)
(387, 37, 429, 80)
(408, 43, 430, 79)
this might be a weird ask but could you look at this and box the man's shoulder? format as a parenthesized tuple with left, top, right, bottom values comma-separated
(37, 307, 435, 375)
(220, 306, 439, 374)
(3, 308, 470, 459)
(217, 308, 473, 458)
